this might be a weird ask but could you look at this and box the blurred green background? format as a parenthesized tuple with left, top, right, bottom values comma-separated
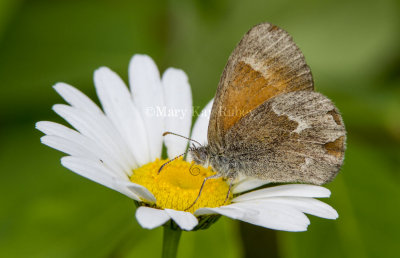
(1, 0, 399, 257)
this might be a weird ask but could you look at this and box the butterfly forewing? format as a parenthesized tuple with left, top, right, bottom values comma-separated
(208, 23, 314, 148)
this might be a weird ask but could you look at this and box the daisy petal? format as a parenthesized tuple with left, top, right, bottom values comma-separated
(263, 197, 338, 219)
(233, 184, 331, 202)
(135, 207, 170, 229)
(53, 82, 102, 114)
(129, 54, 164, 161)
(232, 177, 270, 194)
(190, 98, 213, 145)
(123, 182, 156, 203)
(52, 104, 134, 172)
(233, 201, 310, 232)
(36, 121, 127, 178)
(94, 67, 150, 166)
(164, 209, 198, 230)
(52, 82, 136, 170)
(61, 156, 140, 201)
(36, 121, 76, 136)
(41, 135, 90, 158)
(194, 205, 257, 219)
(162, 68, 193, 159)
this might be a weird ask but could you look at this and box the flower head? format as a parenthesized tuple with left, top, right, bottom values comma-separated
(36, 54, 338, 232)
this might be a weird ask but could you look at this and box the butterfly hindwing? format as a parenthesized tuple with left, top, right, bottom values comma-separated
(220, 91, 346, 185)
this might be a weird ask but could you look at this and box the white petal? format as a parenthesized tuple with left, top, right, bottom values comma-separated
(262, 197, 338, 219)
(233, 184, 331, 203)
(36, 120, 75, 136)
(129, 54, 164, 161)
(36, 121, 127, 178)
(232, 201, 310, 232)
(164, 209, 198, 231)
(232, 177, 270, 194)
(163, 68, 193, 159)
(122, 182, 156, 203)
(41, 135, 90, 158)
(53, 82, 102, 115)
(190, 98, 213, 145)
(194, 205, 257, 219)
(52, 82, 136, 170)
(136, 207, 170, 229)
(52, 104, 134, 172)
(61, 156, 140, 201)
(94, 67, 150, 166)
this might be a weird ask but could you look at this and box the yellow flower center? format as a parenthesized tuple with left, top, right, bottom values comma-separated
(130, 158, 232, 213)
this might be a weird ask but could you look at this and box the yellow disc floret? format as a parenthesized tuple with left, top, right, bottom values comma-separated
(130, 158, 232, 213)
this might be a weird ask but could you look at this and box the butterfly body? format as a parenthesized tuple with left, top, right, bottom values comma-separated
(190, 145, 243, 180)
(189, 22, 346, 186)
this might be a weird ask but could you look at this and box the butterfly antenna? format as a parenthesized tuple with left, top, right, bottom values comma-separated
(163, 131, 202, 146)
(158, 152, 186, 174)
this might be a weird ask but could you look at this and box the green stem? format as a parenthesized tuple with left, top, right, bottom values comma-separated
(162, 222, 182, 258)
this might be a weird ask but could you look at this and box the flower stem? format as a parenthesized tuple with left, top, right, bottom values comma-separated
(162, 222, 182, 258)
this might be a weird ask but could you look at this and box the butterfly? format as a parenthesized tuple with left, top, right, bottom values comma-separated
(163, 22, 346, 208)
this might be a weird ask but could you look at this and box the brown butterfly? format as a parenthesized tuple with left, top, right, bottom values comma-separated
(164, 23, 346, 207)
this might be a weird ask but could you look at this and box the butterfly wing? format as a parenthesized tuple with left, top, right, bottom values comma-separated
(208, 23, 314, 148)
(222, 91, 346, 185)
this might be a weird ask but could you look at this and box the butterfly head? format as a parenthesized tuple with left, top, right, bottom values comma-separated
(189, 146, 211, 167)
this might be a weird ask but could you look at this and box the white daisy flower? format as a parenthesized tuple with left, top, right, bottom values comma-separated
(36, 54, 338, 232)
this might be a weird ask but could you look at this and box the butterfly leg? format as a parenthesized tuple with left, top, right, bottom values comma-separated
(223, 180, 233, 205)
(185, 174, 222, 211)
